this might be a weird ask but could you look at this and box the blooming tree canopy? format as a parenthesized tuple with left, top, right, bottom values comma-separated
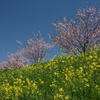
(18, 37, 54, 64)
(52, 6, 100, 54)
(0, 50, 29, 69)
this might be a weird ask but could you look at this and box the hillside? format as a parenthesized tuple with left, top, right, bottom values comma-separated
(0, 46, 100, 100)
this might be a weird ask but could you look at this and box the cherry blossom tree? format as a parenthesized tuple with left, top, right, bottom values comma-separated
(0, 50, 29, 69)
(18, 37, 54, 64)
(51, 6, 100, 54)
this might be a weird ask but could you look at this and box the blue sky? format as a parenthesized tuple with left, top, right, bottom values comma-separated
(0, 0, 100, 62)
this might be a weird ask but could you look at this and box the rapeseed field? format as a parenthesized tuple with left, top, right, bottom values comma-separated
(0, 46, 100, 100)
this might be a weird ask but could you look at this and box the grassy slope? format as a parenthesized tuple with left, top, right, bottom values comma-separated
(0, 46, 100, 100)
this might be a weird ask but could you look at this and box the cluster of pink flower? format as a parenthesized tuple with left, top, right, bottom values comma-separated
(0, 51, 29, 69)
(52, 6, 100, 54)
(21, 38, 54, 63)
(0, 37, 54, 69)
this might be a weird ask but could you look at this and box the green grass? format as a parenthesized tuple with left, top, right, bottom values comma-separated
(0, 46, 100, 100)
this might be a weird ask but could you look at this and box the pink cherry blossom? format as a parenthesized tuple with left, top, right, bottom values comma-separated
(18, 37, 54, 63)
(51, 6, 100, 54)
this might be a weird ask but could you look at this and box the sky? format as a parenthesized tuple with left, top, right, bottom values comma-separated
(0, 0, 100, 63)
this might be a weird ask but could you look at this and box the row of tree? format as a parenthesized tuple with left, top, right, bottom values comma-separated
(0, 5, 100, 69)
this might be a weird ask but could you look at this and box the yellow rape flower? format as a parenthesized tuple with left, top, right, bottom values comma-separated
(62, 60, 65, 63)
(59, 88, 64, 92)
(65, 96, 69, 100)
(84, 83, 90, 87)
(40, 81, 44, 84)
(54, 93, 63, 99)
(54, 72, 59, 75)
